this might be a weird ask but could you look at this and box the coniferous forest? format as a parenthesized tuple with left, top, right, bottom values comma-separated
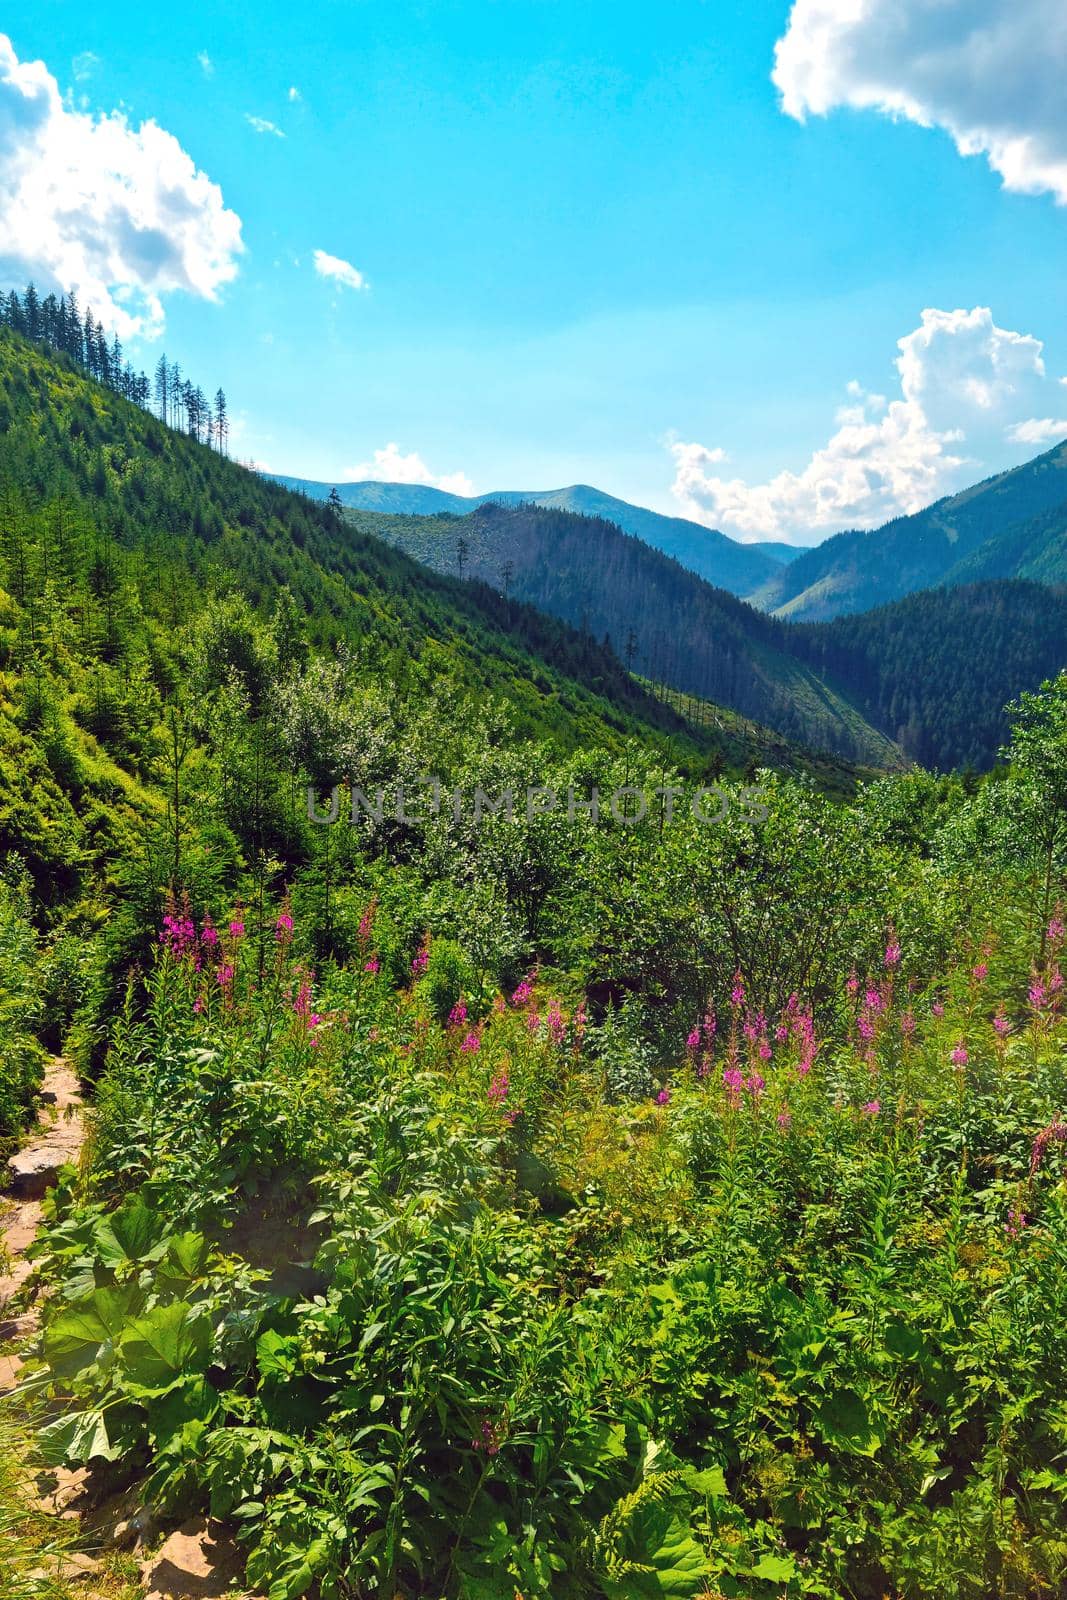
(4, 279, 1067, 1600)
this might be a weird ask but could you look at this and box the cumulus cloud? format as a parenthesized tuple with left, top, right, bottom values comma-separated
(288, 86, 301, 102)
(197, 51, 214, 76)
(670, 307, 1067, 543)
(71, 51, 99, 83)
(313, 248, 367, 292)
(773, 0, 1067, 204)
(0, 33, 241, 339)
(345, 442, 474, 497)
(245, 114, 284, 137)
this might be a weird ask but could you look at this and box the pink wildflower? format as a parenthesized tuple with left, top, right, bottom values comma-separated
(460, 1030, 481, 1054)
(931, 1001, 945, 1018)
(884, 940, 901, 968)
(900, 1010, 916, 1039)
(275, 909, 294, 943)
(364, 957, 380, 974)
(861, 1100, 880, 1116)
(488, 1068, 510, 1105)
(972, 962, 988, 983)
(730, 972, 745, 1007)
(686, 1027, 701, 1051)
(993, 1010, 1011, 1037)
(1004, 1205, 1028, 1240)
(950, 1043, 969, 1068)
(448, 1000, 468, 1027)
(777, 1108, 792, 1130)
(656, 1087, 671, 1105)
(1030, 1118, 1067, 1178)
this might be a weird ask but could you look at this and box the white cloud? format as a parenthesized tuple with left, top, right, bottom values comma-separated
(773, 0, 1067, 204)
(71, 51, 99, 83)
(0, 33, 241, 339)
(288, 86, 301, 102)
(670, 306, 1067, 543)
(1006, 416, 1067, 446)
(313, 248, 367, 291)
(345, 442, 474, 497)
(245, 114, 284, 138)
(197, 51, 214, 77)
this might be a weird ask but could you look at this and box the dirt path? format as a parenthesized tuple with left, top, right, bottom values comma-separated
(1, 1057, 85, 1387)
(2, 1060, 259, 1600)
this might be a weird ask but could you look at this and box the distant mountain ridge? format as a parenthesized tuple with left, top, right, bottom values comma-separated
(269, 474, 802, 595)
(348, 500, 1067, 771)
(750, 439, 1067, 620)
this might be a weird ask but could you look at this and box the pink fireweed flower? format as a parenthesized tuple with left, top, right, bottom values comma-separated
(1048, 914, 1065, 943)
(526, 1013, 541, 1034)
(294, 980, 313, 1016)
(846, 970, 860, 995)
(703, 1009, 718, 1038)
(884, 940, 901, 968)
(275, 909, 294, 943)
(774, 1023, 788, 1044)
(1004, 1205, 1028, 1240)
(1052, 970, 1065, 994)
(758, 1040, 772, 1061)
(1029, 980, 1047, 1009)
(686, 1027, 701, 1051)
(488, 1068, 510, 1105)
(722, 1066, 744, 1095)
(900, 1010, 916, 1039)
(777, 1109, 792, 1130)
(746, 1072, 765, 1096)
(160, 911, 196, 958)
(511, 976, 533, 1007)
(411, 944, 429, 976)
(547, 1000, 566, 1043)
(656, 1087, 671, 1105)
(448, 1000, 468, 1027)
(216, 962, 235, 987)
(1030, 1117, 1067, 1178)
(730, 972, 745, 1007)
(993, 1010, 1011, 1037)
(228, 918, 245, 940)
(357, 898, 377, 948)
(861, 1100, 880, 1116)
(574, 1002, 587, 1039)
(931, 1001, 945, 1018)
(192, 996, 204, 1015)
(972, 962, 988, 983)
(950, 1043, 969, 1068)
(364, 957, 380, 974)
(200, 917, 219, 949)
(865, 988, 884, 1013)
(460, 1030, 481, 1053)
(857, 1015, 875, 1042)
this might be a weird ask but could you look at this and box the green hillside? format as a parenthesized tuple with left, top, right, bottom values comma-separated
(274, 472, 793, 592)
(749, 439, 1067, 620)
(347, 501, 1067, 770)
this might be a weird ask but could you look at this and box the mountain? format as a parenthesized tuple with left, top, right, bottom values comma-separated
(270, 474, 800, 592)
(749, 440, 1067, 620)
(0, 323, 896, 912)
(347, 503, 906, 766)
(352, 501, 1067, 771)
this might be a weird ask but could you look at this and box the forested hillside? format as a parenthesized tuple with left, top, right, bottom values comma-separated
(346, 502, 904, 765)
(750, 439, 1067, 621)
(273, 472, 795, 593)
(351, 501, 1067, 770)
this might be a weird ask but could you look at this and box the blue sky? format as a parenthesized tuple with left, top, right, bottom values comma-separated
(3, 1, 1067, 542)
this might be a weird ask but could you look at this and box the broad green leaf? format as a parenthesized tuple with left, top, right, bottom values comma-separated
(37, 1408, 120, 1465)
(813, 1388, 883, 1456)
(94, 1197, 168, 1267)
(43, 1284, 141, 1381)
(748, 1552, 797, 1582)
(119, 1301, 211, 1388)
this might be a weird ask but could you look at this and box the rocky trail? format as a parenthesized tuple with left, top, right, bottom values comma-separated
(2, 1061, 258, 1600)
